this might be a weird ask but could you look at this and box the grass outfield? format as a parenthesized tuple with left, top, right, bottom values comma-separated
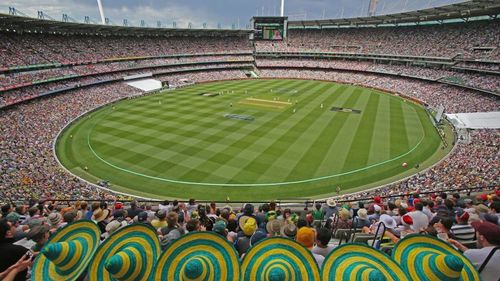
(56, 79, 449, 200)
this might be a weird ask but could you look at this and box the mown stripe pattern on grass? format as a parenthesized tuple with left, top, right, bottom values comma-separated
(56, 79, 442, 200)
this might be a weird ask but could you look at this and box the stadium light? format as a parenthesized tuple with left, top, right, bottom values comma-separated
(96, 0, 106, 25)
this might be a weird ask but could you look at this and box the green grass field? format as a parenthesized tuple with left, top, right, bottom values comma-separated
(56, 79, 449, 200)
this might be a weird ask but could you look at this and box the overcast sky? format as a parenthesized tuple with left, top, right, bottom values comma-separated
(1, 0, 466, 29)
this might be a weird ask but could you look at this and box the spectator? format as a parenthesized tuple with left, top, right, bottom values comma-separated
(0, 218, 28, 281)
(448, 221, 500, 281)
(27, 224, 50, 252)
(312, 227, 335, 257)
(296, 227, 324, 268)
(151, 209, 168, 229)
(450, 209, 475, 243)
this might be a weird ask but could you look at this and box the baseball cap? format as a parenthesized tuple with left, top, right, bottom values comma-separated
(471, 221, 500, 245)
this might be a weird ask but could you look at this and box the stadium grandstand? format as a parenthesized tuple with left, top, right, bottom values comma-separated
(0, 0, 499, 280)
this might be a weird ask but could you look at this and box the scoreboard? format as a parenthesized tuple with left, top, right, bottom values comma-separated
(251, 16, 288, 40)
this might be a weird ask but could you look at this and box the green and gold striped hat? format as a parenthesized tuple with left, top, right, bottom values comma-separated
(153, 231, 240, 281)
(321, 243, 410, 281)
(241, 237, 320, 281)
(392, 234, 481, 281)
(87, 224, 161, 281)
(31, 220, 101, 281)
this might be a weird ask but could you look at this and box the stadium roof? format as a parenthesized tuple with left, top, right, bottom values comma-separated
(0, 13, 251, 36)
(288, 0, 500, 28)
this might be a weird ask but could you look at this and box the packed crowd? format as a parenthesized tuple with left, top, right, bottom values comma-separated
(0, 69, 249, 202)
(1, 190, 499, 280)
(0, 62, 252, 108)
(258, 68, 499, 113)
(0, 32, 252, 68)
(256, 20, 500, 59)
(0, 54, 254, 89)
(256, 58, 500, 93)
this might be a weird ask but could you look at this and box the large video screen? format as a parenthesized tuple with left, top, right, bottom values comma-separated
(252, 17, 287, 41)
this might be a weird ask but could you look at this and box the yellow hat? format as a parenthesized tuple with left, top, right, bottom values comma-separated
(242, 217, 257, 236)
(296, 227, 315, 249)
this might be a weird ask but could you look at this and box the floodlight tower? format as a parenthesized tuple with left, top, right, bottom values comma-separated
(280, 0, 285, 16)
(96, 0, 106, 24)
(368, 0, 378, 16)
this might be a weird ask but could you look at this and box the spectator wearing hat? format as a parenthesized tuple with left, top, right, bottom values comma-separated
(127, 200, 144, 219)
(324, 198, 338, 221)
(102, 220, 127, 240)
(238, 204, 258, 231)
(134, 211, 151, 227)
(213, 220, 235, 243)
(92, 208, 110, 233)
(27, 224, 50, 252)
(368, 204, 382, 222)
(0, 218, 28, 281)
(451, 209, 475, 243)
(448, 221, 500, 281)
(152, 209, 168, 229)
(296, 227, 324, 268)
(334, 208, 352, 230)
(235, 217, 256, 257)
(312, 227, 334, 257)
(373, 196, 384, 209)
(399, 214, 417, 238)
(281, 223, 298, 239)
(266, 219, 283, 237)
(353, 208, 371, 229)
(47, 213, 63, 233)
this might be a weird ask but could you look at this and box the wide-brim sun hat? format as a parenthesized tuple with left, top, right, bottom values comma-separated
(153, 231, 240, 281)
(31, 220, 101, 281)
(321, 243, 410, 281)
(238, 215, 252, 230)
(92, 208, 110, 222)
(87, 224, 161, 281)
(241, 237, 320, 281)
(266, 219, 283, 235)
(326, 198, 337, 207)
(379, 214, 397, 229)
(392, 234, 481, 281)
